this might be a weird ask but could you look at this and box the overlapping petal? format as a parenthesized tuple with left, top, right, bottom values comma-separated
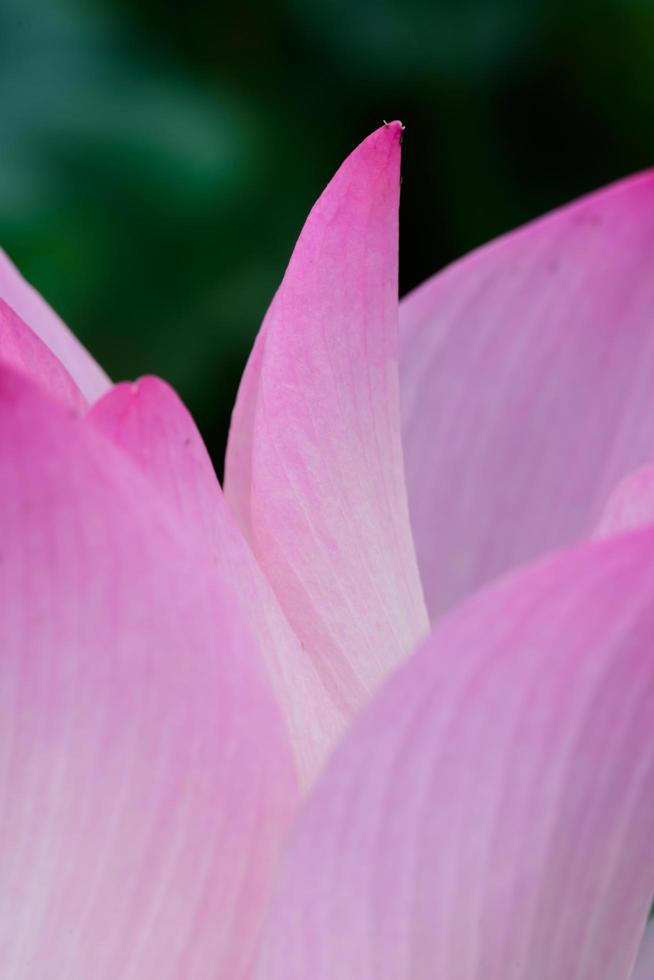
(0, 366, 297, 978)
(90, 376, 342, 787)
(0, 299, 87, 411)
(0, 248, 110, 402)
(257, 529, 654, 980)
(225, 123, 428, 717)
(400, 171, 654, 617)
(633, 922, 654, 980)
(594, 465, 654, 538)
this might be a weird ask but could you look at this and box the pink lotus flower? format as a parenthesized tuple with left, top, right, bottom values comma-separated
(0, 122, 653, 978)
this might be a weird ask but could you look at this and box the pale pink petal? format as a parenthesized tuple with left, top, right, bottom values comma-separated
(0, 248, 110, 401)
(594, 465, 654, 538)
(0, 299, 87, 411)
(257, 530, 654, 980)
(225, 123, 428, 717)
(0, 366, 297, 978)
(90, 376, 342, 788)
(632, 921, 654, 980)
(400, 171, 654, 618)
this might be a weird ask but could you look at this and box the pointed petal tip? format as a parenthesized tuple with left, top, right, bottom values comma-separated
(382, 119, 404, 137)
(128, 374, 177, 400)
(226, 114, 425, 728)
(90, 377, 198, 456)
(92, 374, 179, 413)
(360, 119, 404, 159)
(334, 122, 403, 191)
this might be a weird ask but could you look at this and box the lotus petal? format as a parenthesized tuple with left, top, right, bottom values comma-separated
(0, 299, 86, 410)
(225, 123, 428, 717)
(90, 376, 342, 787)
(258, 530, 654, 980)
(400, 172, 654, 617)
(0, 366, 296, 978)
(632, 921, 654, 980)
(594, 465, 654, 538)
(0, 248, 110, 401)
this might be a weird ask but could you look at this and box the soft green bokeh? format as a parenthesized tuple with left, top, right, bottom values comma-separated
(2, 0, 654, 465)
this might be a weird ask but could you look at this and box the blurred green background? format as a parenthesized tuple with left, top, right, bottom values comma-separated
(2, 0, 653, 467)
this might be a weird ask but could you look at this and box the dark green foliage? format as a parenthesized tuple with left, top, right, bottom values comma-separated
(2, 0, 654, 468)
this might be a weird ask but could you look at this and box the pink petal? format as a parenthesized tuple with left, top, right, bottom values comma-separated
(225, 123, 428, 717)
(90, 376, 342, 788)
(400, 171, 654, 618)
(594, 465, 654, 538)
(0, 248, 110, 402)
(257, 531, 654, 979)
(0, 366, 297, 978)
(224, 324, 267, 545)
(0, 299, 87, 411)
(632, 922, 654, 980)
